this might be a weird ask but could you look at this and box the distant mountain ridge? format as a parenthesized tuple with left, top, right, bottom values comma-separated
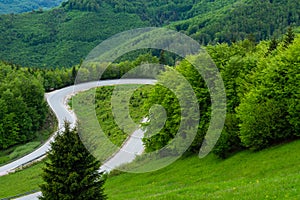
(0, 0, 300, 67)
(0, 0, 65, 14)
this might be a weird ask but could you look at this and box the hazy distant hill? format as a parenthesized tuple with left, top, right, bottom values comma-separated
(0, 0, 65, 14)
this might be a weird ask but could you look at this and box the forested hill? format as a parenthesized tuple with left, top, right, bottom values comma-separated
(170, 0, 300, 44)
(0, 0, 64, 14)
(0, 4, 149, 67)
(0, 0, 300, 68)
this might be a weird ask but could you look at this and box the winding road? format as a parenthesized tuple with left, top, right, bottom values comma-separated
(0, 79, 156, 199)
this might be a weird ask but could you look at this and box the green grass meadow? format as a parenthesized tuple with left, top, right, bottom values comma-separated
(0, 162, 44, 198)
(105, 140, 300, 199)
(1, 140, 300, 199)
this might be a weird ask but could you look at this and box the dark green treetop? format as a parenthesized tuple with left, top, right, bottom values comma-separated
(40, 122, 106, 200)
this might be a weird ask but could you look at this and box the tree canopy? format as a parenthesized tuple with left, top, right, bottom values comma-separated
(0, 62, 47, 149)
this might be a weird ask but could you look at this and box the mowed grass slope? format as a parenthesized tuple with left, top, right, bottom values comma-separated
(0, 162, 44, 198)
(105, 140, 300, 200)
(0, 132, 300, 199)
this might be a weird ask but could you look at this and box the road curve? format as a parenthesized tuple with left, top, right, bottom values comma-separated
(0, 79, 155, 199)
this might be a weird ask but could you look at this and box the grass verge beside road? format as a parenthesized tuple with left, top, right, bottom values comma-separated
(71, 85, 151, 161)
(0, 161, 44, 198)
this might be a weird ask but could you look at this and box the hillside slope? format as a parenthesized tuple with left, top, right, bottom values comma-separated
(0, 5, 148, 67)
(1, 139, 300, 199)
(0, 0, 300, 67)
(170, 0, 300, 44)
(104, 140, 300, 199)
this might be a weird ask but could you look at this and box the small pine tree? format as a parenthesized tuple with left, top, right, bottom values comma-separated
(40, 122, 106, 200)
(71, 66, 77, 83)
(283, 27, 295, 48)
(265, 37, 278, 56)
(268, 38, 278, 52)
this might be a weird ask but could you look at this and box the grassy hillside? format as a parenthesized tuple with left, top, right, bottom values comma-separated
(2, 0, 300, 67)
(0, 0, 64, 14)
(1, 139, 300, 199)
(104, 140, 300, 199)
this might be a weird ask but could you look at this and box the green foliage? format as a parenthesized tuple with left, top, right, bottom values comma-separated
(2, 0, 299, 68)
(62, 0, 102, 12)
(142, 61, 208, 153)
(170, 0, 300, 44)
(40, 122, 106, 200)
(237, 35, 300, 150)
(0, 7, 148, 67)
(142, 82, 181, 152)
(0, 62, 48, 149)
(141, 30, 299, 157)
(95, 85, 152, 147)
(238, 98, 290, 150)
(212, 114, 241, 158)
(0, 109, 57, 165)
(103, 0, 197, 26)
(283, 26, 296, 48)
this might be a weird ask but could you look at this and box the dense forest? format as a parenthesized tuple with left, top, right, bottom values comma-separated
(141, 30, 300, 158)
(0, 63, 47, 149)
(0, 0, 64, 14)
(0, 62, 80, 149)
(171, 0, 300, 44)
(0, 7, 148, 67)
(1, 0, 300, 68)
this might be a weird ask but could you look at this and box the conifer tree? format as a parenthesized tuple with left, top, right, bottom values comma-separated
(40, 122, 106, 200)
(268, 38, 278, 52)
(283, 27, 295, 48)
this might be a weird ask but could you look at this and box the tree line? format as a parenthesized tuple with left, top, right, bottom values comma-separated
(0, 52, 162, 150)
(0, 63, 47, 149)
(1, 28, 298, 157)
(142, 29, 300, 158)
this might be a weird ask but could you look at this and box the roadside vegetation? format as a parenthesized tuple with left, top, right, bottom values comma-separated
(0, 63, 48, 150)
(95, 85, 152, 146)
(71, 84, 152, 161)
(0, 161, 44, 198)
